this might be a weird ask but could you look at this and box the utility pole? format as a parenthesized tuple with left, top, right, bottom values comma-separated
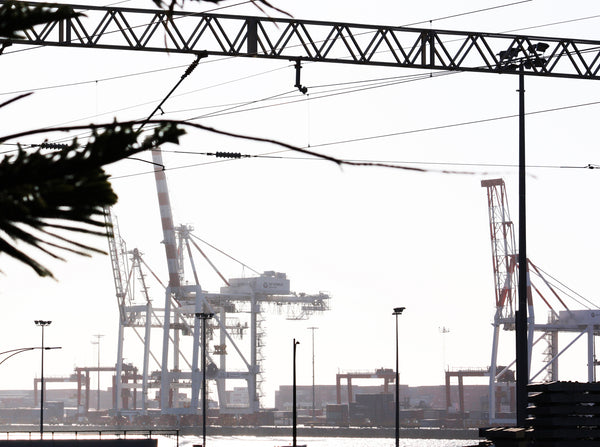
(196, 312, 213, 447)
(293, 339, 300, 447)
(34, 320, 51, 437)
(516, 64, 529, 428)
(393, 307, 405, 447)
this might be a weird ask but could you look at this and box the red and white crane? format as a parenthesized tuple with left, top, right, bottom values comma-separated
(482, 178, 600, 424)
(481, 178, 533, 423)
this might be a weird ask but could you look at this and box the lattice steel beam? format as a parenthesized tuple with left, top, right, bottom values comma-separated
(3, 1, 600, 80)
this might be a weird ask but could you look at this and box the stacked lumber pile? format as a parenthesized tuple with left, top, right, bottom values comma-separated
(528, 381, 600, 446)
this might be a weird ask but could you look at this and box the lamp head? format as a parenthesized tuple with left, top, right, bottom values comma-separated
(35, 320, 51, 326)
(529, 42, 549, 54)
(392, 307, 405, 315)
(499, 48, 520, 61)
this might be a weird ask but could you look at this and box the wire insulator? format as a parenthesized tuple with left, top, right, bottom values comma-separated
(34, 142, 70, 150)
(215, 152, 242, 158)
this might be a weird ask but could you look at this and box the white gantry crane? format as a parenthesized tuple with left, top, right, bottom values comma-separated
(105, 215, 330, 417)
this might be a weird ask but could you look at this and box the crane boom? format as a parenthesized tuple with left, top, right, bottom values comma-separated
(151, 148, 181, 289)
(481, 178, 518, 318)
(3, 1, 600, 80)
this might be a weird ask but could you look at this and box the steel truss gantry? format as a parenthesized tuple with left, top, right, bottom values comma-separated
(3, 1, 600, 81)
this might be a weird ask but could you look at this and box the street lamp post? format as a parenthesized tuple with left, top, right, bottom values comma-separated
(498, 43, 548, 426)
(92, 334, 104, 411)
(393, 307, 405, 447)
(34, 320, 51, 437)
(292, 338, 300, 447)
(515, 63, 529, 428)
(195, 312, 213, 447)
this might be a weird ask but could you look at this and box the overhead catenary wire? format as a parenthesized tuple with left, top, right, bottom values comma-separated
(403, 0, 533, 27)
(3, 3, 600, 172)
(161, 96, 600, 168)
(1, 2, 598, 141)
(161, 149, 600, 171)
(0, 72, 449, 155)
(3, 0, 597, 91)
(6, 92, 600, 174)
(31, 61, 600, 151)
(182, 73, 449, 120)
(0, 63, 193, 97)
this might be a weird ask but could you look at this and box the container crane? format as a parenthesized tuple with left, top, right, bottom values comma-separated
(481, 178, 533, 424)
(481, 179, 600, 424)
(106, 215, 331, 416)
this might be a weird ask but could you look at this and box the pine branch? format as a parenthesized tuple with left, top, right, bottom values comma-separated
(0, 2, 82, 39)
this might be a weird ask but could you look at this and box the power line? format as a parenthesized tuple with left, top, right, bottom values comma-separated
(403, 0, 533, 27)
(3, 70, 438, 149)
(2, 69, 443, 151)
(111, 148, 600, 180)
(0, 64, 191, 97)
(111, 152, 600, 180)
(200, 0, 255, 13)
(301, 99, 600, 151)
(6, 95, 600, 173)
(4, 2, 597, 94)
(179, 72, 446, 121)
(503, 13, 600, 35)
(2, 4, 597, 140)
(4, 4, 600, 170)
(139, 71, 434, 119)
(162, 149, 600, 170)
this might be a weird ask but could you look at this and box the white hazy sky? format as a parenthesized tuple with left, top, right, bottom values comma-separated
(2, 0, 600, 408)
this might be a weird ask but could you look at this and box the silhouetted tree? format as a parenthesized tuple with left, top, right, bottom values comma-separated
(0, 1, 206, 277)
(0, 1, 376, 278)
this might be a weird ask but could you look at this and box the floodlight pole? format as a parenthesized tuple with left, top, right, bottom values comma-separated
(293, 338, 300, 447)
(393, 307, 405, 447)
(202, 314, 208, 447)
(196, 312, 213, 447)
(516, 65, 529, 427)
(499, 43, 549, 426)
(34, 320, 52, 437)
